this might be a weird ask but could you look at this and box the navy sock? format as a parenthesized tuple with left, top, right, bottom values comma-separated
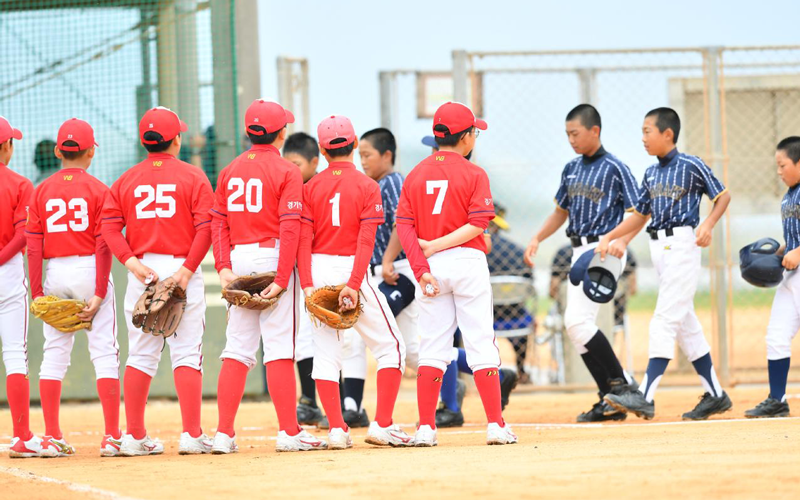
(768, 358, 791, 402)
(691, 353, 722, 397)
(456, 349, 473, 375)
(584, 331, 625, 380)
(296, 358, 317, 406)
(641, 358, 670, 402)
(343, 378, 365, 411)
(581, 353, 611, 395)
(440, 362, 460, 411)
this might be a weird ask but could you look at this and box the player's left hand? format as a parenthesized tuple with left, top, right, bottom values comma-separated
(171, 267, 193, 291)
(607, 239, 627, 259)
(381, 260, 399, 286)
(77, 295, 103, 322)
(260, 282, 285, 300)
(782, 247, 800, 270)
(419, 273, 440, 297)
(338, 286, 359, 310)
(695, 223, 713, 247)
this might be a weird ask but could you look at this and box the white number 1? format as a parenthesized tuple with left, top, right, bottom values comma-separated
(329, 192, 341, 227)
(426, 180, 448, 215)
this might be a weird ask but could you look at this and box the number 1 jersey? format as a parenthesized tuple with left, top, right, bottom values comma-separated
(101, 153, 213, 257)
(396, 151, 495, 253)
(27, 168, 109, 258)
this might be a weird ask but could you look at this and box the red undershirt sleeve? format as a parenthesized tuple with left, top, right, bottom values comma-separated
(210, 216, 232, 273)
(275, 218, 300, 289)
(347, 222, 379, 291)
(101, 219, 134, 265)
(25, 231, 44, 299)
(298, 223, 314, 290)
(397, 223, 431, 282)
(94, 236, 112, 299)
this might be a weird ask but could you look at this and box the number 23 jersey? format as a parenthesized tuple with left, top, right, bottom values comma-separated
(27, 168, 109, 258)
(101, 153, 213, 257)
(396, 150, 495, 253)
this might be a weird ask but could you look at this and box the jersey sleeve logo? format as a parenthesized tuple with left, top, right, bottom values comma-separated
(287, 201, 302, 210)
(375, 204, 383, 212)
(485, 198, 492, 206)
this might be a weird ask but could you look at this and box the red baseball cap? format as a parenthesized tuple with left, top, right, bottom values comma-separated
(317, 115, 356, 149)
(245, 99, 295, 135)
(0, 116, 23, 143)
(139, 106, 187, 145)
(432, 102, 487, 137)
(57, 118, 98, 151)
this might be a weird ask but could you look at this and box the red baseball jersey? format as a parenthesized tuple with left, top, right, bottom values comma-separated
(211, 144, 303, 243)
(396, 151, 495, 253)
(102, 153, 213, 256)
(26, 168, 109, 258)
(301, 161, 384, 255)
(0, 163, 34, 250)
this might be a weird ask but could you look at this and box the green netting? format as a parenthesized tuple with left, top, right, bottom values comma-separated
(0, 0, 239, 188)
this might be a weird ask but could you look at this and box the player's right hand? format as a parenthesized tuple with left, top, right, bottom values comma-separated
(523, 238, 539, 267)
(418, 239, 436, 258)
(338, 286, 359, 310)
(303, 287, 315, 297)
(595, 236, 622, 260)
(782, 247, 800, 270)
(381, 261, 399, 285)
(218, 268, 238, 290)
(419, 273, 440, 297)
(125, 257, 158, 285)
(77, 295, 103, 322)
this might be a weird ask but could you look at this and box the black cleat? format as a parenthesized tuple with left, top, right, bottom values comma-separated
(297, 396, 324, 426)
(745, 397, 790, 418)
(317, 415, 329, 430)
(604, 389, 655, 420)
(343, 408, 370, 428)
(577, 393, 627, 423)
(681, 391, 732, 421)
(436, 405, 465, 428)
(500, 368, 518, 410)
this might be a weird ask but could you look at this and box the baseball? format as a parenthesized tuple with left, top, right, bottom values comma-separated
(342, 297, 353, 308)
(425, 283, 435, 295)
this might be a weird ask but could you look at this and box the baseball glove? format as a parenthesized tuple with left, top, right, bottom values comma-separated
(30, 296, 92, 333)
(305, 284, 361, 330)
(222, 272, 285, 310)
(132, 278, 187, 338)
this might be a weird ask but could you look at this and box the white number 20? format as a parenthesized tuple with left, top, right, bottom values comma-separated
(227, 177, 263, 213)
(45, 198, 89, 233)
(426, 180, 448, 215)
(134, 184, 176, 219)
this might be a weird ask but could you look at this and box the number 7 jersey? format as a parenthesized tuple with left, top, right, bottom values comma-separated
(27, 168, 109, 258)
(101, 153, 213, 257)
(396, 150, 495, 253)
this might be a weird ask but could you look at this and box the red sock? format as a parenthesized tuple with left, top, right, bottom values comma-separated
(174, 366, 203, 438)
(6, 374, 33, 440)
(123, 366, 152, 440)
(216, 359, 249, 437)
(96, 378, 121, 439)
(39, 379, 63, 439)
(473, 368, 504, 425)
(266, 359, 301, 436)
(375, 368, 401, 427)
(316, 380, 347, 431)
(417, 366, 444, 429)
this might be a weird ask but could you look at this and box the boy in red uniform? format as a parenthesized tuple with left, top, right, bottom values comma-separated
(298, 115, 411, 449)
(102, 106, 214, 456)
(210, 100, 325, 453)
(397, 102, 517, 446)
(0, 116, 40, 458)
(26, 119, 121, 457)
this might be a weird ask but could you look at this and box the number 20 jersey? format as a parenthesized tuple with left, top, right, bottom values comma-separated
(27, 168, 109, 258)
(396, 150, 495, 253)
(210, 144, 303, 243)
(101, 152, 213, 257)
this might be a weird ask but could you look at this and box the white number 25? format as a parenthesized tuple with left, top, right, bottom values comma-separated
(134, 184, 176, 219)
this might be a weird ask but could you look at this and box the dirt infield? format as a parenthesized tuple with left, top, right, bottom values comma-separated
(1, 385, 798, 500)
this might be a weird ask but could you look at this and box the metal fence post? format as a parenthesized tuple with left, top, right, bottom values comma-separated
(706, 46, 730, 386)
(379, 71, 393, 129)
(577, 68, 597, 105)
(277, 57, 294, 134)
(452, 50, 469, 104)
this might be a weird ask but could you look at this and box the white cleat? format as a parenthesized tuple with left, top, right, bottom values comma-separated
(486, 422, 518, 445)
(9, 435, 43, 458)
(40, 436, 76, 458)
(100, 435, 122, 457)
(211, 432, 238, 455)
(365, 422, 414, 447)
(413, 425, 438, 447)
(179, 432, 213, 455)
(119, 434, 164, 456)
(276, 430, 327, 452)
(327, 428, 352, 450)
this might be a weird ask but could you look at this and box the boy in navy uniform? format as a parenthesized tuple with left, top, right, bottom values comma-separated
(598, 107, 732, 420)
(524, 104, 639, 421)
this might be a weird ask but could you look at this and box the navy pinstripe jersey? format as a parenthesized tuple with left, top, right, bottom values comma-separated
(371, 171, 406, 266)
(781, 183, 800, 252)
(554, 148, 640, 237)
(634, 149, 726, 231)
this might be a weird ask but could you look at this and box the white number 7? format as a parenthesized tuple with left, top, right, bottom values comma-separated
(426, 180, 448, 215)
(329, 192, 341, 227)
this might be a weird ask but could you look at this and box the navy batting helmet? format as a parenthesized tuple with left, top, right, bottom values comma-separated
(739, 238, 784, 288)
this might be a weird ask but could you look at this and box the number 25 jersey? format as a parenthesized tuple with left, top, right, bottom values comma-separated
(101, 153, 213, 257)
(396, 150, 495, 253)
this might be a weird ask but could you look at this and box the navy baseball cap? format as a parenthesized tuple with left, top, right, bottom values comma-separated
(378, 274, 416, 317)
(569, 249, 623, 303)
(421, 135, 438, 150)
